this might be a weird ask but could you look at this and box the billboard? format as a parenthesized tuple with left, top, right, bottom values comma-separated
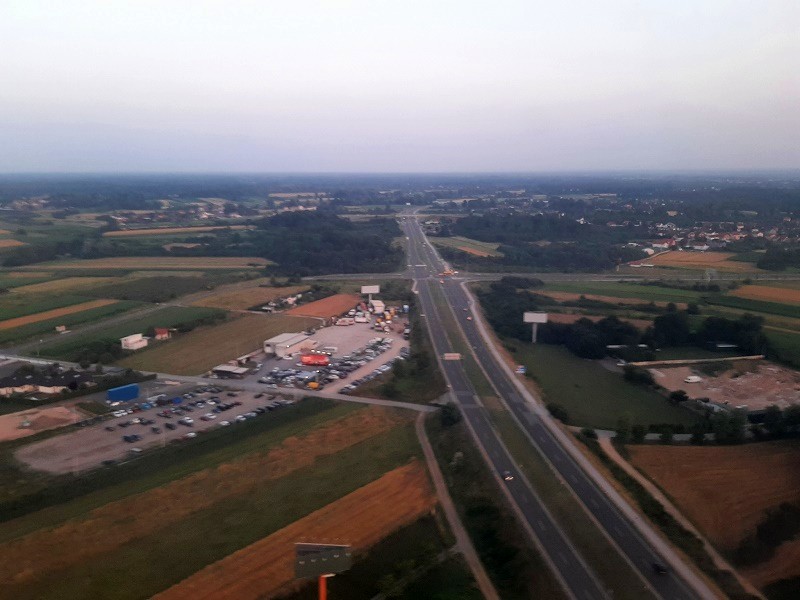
(523, 312, 549, 324)
(361, 285, 380, 295)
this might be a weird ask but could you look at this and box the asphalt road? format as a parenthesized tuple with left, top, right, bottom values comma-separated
(401, 214, 707, 600)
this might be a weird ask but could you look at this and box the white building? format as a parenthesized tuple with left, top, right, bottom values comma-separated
(370, 299, 386, 315)
(120, 333, 148, 351)
(263, 332, 316, 356)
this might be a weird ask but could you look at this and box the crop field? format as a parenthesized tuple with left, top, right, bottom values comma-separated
(117, 313, 318, 374)
(10, 277, 117, 294)
(82, 275, 225, 303)
(431, 235, 503, 257)
(28, 257, 271, 270)
(0, 239, 25, 249)
(103, 225, 254, 237)
(286, 293, 361, 318)
(547, 312, 653, 330)
(648, 251, 759, 271)
(539, 290, 687, 309)
(155, 462, 435, 600)
(0, 293, 95, 321)
(545, 281, 705, 302)
(706, 294, 800, 319)
(0, 299, 119, 331)
(510, 342, 699, 429)
(628, 441, 800, 588)
(193, 285, 309, 310)
(0, 406, 419, 600)
(39, 306, 224, 360)
(731, 285, 800, 305)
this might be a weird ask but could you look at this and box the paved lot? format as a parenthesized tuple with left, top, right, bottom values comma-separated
(15, 385, 297, 474)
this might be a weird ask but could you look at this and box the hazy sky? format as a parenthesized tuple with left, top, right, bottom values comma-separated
(1, 1, 798, 172)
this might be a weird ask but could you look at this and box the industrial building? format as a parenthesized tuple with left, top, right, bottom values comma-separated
(120, 333, 148, 350)
(263, 332, 316, 356)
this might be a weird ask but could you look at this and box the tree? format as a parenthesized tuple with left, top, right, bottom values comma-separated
(546, 404, 570, 424)
(669, 390, 689, 404)
(687, 302, 700, 315)
(659, 426, 674, 444)
(440, 403, 461, 427)
(690, 422, 707, 445)
(712, 409, 748, 444)
(616, 415, 631, 444)
(762, 405, 785, 437)
(631, 424, 647, 444)
(652, 311, 690, 346)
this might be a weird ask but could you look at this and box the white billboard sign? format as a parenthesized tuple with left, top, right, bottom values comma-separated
(523, 312, 548, 324)
(361, 285, 380, 295)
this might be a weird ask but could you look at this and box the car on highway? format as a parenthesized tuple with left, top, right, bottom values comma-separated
(466, 316, 473, 321)
(652, 562, 668, 575)
(503, 471, 514, 481)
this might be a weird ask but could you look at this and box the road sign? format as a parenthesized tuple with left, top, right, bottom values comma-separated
(523, 312, 548, 324)
(295, 543, 352, 579)
(515, 365, 526, 375)
(443, 353, 462, 361)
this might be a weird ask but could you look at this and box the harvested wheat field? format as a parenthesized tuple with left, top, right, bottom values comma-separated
(0, 299, 118, 330)
(30, 257, 270, 270)
(11, 277, 116, 294)
(731, 285, 800, 305)
(0, 239, 25, 249)
(458, 246, 493, 257)
(286, 293, 360, 318)
(103, 225, 254, 237)
(547, 312, 652, 330)
(193, 285, 309, 311)
(3, 407, 411, 590)
(539, 291, 687, 309)
(629, 441, 800, 551)
(649, 251, 758, 272)
(0, 229, 11, 235)
(156, 461, 435, 600)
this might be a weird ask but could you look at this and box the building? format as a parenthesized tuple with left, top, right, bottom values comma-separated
(263, 332, 316, 356)
(0, 365, 94, 397)
(154, 328, 171, 341)
(211, 364, 249, 379)
(120, 333, 148, 350)
(369, 299, 386, 315)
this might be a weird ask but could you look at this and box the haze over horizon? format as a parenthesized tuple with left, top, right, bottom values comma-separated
(2, 1, 798, 173)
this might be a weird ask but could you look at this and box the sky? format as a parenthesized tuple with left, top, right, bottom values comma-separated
(1, 0, 798, 172)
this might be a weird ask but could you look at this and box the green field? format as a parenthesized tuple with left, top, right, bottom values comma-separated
(705, 294, 800, 319)
(0, 300, 142, 345)
(0, 293, 93, 321)
(765, 329, 800, 369)
(511, 342, 699, 429)
(82, 275, 223, 303)
(0, 275, 52, 289)
(430, 235, 504, 257)
(39, 306, 225, 361)
(545, 281, 705, 302)
(1, 404, 422, 600)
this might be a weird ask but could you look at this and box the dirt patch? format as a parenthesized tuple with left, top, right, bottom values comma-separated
(163, 243, 201, 251)
(155, 462, 435, 600)
(0, 407, 410, 590)
(103, 226, 253, 237)
(193, 285, 309, 311)
(0, 239, 25, 249)
(0, 407, 82, 442)
(649, 251, 757, 272)
(0, 299, 118, 330)
(547, 312, 652, 330)
(6, 272, 53, 278)
(0, 229, 11, 234)
(31, 257, 270, 270)
(731, 285, 800, 305)
(11, 277, 116, 294)
(629, 441, 800, 552)
(458, 246, 493, 257)
(286, 293, 361, 318)
(651, 362, 800, 411)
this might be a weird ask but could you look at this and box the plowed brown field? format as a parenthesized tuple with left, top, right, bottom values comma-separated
(193, 285, 309, 310)
(458, 246, 492, 257)
(31, 257, 270, 270)
(629, 441, 800, 551)
(731, 285, 800, 305)
(0, 407, 410, 591)
(287, 293, 361, 318)
(649, 251, 757, 271)
(0, 239, 25, 249)
(12, 277, 116, 294)
(0, 299, 118, 330)
(155, 462, 435, 600)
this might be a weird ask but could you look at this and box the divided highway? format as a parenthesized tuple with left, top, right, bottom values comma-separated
(402, 215, 711, 600)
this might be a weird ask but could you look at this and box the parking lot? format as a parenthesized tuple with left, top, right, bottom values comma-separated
(15, 385, 300, 474)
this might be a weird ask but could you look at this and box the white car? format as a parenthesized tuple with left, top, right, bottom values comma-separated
(203, 412, 216, 420)
(219, 420, 231, 426)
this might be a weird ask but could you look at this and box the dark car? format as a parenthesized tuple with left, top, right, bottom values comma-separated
(165, 422, 177, 430)
(105, 426, 116, 432)
(151, 426, 161, 434)
(652, 562, 668, 575)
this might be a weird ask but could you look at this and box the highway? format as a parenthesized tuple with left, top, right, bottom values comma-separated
(401, 214, 711, 600)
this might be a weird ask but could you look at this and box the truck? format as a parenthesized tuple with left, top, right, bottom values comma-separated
(106, 383, 140, 403)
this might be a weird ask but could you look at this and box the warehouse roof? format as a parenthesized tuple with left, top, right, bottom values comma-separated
(264, 332, 308, 345)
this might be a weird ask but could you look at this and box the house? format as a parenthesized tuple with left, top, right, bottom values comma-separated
(154, 328, 171, 341)
(0, 366, 94, 398)
(121, 333, 148, 350)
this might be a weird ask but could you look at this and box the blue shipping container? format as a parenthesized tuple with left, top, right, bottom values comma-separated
(172, 397, 183, 405)
(106, 383, 140, 403)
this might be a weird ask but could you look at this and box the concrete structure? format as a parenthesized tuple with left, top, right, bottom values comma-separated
(120, 333, 148, 351)
(211, 364, 249, 378)
(263, 332, 315, 356)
